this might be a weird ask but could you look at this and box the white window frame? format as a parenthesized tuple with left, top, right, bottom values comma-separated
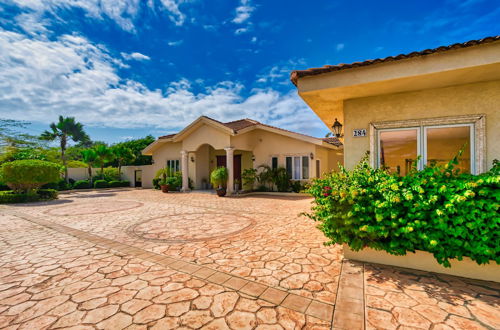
(270, 156, 279, 170)
(370, 115, 485, 174)
(377, 127, 422, 171)
(166, 159, 180, 173)
(285, 155, 310, 180)
(423, 123, 475, 174)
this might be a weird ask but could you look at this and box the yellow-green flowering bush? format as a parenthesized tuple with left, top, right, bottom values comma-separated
(306, 154, 499, 267)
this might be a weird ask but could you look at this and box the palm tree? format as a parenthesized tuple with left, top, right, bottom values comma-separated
(112, 145, 135, 180)
(81, 149, 98, 185)
(94, 144, 113, 179)
(41, 116, 89, 182)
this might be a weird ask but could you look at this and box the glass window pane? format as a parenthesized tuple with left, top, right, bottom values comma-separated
(286, 157, 292, 178)
(379, 129, 418, 175)
(293, 157, 301, 180)
(272, 157, 278, 170)
(426, 126, 471, 173)
(302, 156, 309, 179)
(316, 160, 320, 178)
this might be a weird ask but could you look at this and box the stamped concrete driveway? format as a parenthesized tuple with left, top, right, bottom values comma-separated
(0, 189, 499, 329)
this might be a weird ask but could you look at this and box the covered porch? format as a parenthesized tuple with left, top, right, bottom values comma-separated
(181, 144, 253, 194)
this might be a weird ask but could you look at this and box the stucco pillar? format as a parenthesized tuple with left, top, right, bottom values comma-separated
(225, 147, 234, 194)
(181, 150, 189, 192)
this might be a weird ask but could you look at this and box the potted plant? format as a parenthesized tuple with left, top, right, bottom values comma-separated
(159, 176, 176, 193)
(155, 167, 172, 192)
(210, 167, 228, 197)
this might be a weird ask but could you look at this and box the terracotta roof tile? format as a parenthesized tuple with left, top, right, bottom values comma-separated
(156, 117, 342, 147)
(321, 137, 343, 147)
(290, 36, 500, 85)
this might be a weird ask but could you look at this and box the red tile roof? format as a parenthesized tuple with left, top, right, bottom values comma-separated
(290, 36, 500, 86)
(157, 116, 342, 147)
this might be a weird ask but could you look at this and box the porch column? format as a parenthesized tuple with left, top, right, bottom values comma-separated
(181, 150, 189, 192)
(225, 147, 234, 194)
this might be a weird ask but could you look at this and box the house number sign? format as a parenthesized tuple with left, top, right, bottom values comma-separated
(353, 129, 367, 137)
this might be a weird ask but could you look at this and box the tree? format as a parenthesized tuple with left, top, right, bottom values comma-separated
(112, 145, 135, 180)
(40, 116, 89, 182)
(81, 149, 98, 185)
(110, 135, 155, 166)
(94, 145, 114, 179)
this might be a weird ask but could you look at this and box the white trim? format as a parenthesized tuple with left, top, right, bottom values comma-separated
(370, 114, 486, 174)
(377, 127, 420, 171)
(423, 123, 475, 174)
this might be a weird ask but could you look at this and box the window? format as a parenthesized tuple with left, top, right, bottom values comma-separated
(166, 159, 180, 173)
(271, 157, 278, 170)
(316, 159, 321, 178)
(285, 156, 309, 180)
(378, 124, 474, 174)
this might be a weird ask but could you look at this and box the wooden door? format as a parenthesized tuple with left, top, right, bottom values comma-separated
(215, 155, 241, 182)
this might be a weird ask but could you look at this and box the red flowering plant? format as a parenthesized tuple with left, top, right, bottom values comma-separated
(304, 153, 499, 267)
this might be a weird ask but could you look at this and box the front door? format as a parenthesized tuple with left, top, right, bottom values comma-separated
(215, 155, 242, 182)
(134, 170, 142, 187)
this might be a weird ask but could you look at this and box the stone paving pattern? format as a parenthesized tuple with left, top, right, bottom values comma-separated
(1, 189, 499, 329)
(0, 214, 330, 329)
(18, 190, 343, 305)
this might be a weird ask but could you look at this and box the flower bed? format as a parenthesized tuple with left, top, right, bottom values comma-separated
(306, 154, 499, 267)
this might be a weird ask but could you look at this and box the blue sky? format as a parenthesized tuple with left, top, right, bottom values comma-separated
(0, 0, 499, 144)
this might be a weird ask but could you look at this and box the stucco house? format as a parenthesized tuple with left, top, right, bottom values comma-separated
(291, 36, 500, 175)
(141, 116, 343, 192)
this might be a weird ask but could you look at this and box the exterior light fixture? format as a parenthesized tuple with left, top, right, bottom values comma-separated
(331, 118, 343, 138)
(310, 153, 314, 160)
(190, 156, 195, 162)
(252, 155, 256, 162)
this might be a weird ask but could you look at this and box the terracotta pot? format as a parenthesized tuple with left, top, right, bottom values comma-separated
(160, 185, 169, 193)
(216, 187, 226, 197)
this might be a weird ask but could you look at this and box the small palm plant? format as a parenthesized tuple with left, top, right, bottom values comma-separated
(81, 149, 98, 185)
(40, 116, 89, 182)
(112, 145, 135, 180)
(210, 167, 228, 196)
(94, 145, 114, 179)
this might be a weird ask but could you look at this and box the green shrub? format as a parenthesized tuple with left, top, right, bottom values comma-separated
(2, 160, 61, 193)
(0, 183, 9, 191)
(306, 155, 500, 267)
(37, 189, 58, 200)
(210, 167, 228, 188)
(0, 191, 39, 203)
(73, 180, 91, 189)
(108, 180, 130, 187)
(291, 180, 304, 193)
(242, 168, 257, 190)
(94, 180, 109, 188)
(96, 167, 121, 181)
(152, 177, 161, 189)
(42, 178, 72, 191)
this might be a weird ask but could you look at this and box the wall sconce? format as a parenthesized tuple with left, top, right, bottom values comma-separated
(310, 153, 314, 160)
(251, 155, 256, 162)
(331, 118, 343, 138)
(190, 156, 195, 163)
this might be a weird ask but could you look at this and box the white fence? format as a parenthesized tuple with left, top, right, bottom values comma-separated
(67, 165, 155, 188)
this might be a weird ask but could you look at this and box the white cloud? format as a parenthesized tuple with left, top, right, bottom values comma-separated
(232, 0, 255, 35)
(8, 0, 186, 33)
(0, 30, 326, 136)
(251, 36, 257, 43)
(232, 0, 255, 24)
(235, 27, 249, 35)
(167, 40, 183, 46)
(336, 43, 345, 51)
(121, 52, 151, 61)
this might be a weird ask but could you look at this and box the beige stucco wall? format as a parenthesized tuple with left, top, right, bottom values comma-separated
(343, 80, 500, 170)
(146, 125, 342, 189)
(182, 124, 230, 151)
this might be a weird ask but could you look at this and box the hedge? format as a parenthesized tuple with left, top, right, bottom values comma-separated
(306, 155, 500, 267)
(94, 180, 109, 188)
(109, 181, 130, 187)
(0, 189, 58, 203)
(73, 180, 91, 189)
